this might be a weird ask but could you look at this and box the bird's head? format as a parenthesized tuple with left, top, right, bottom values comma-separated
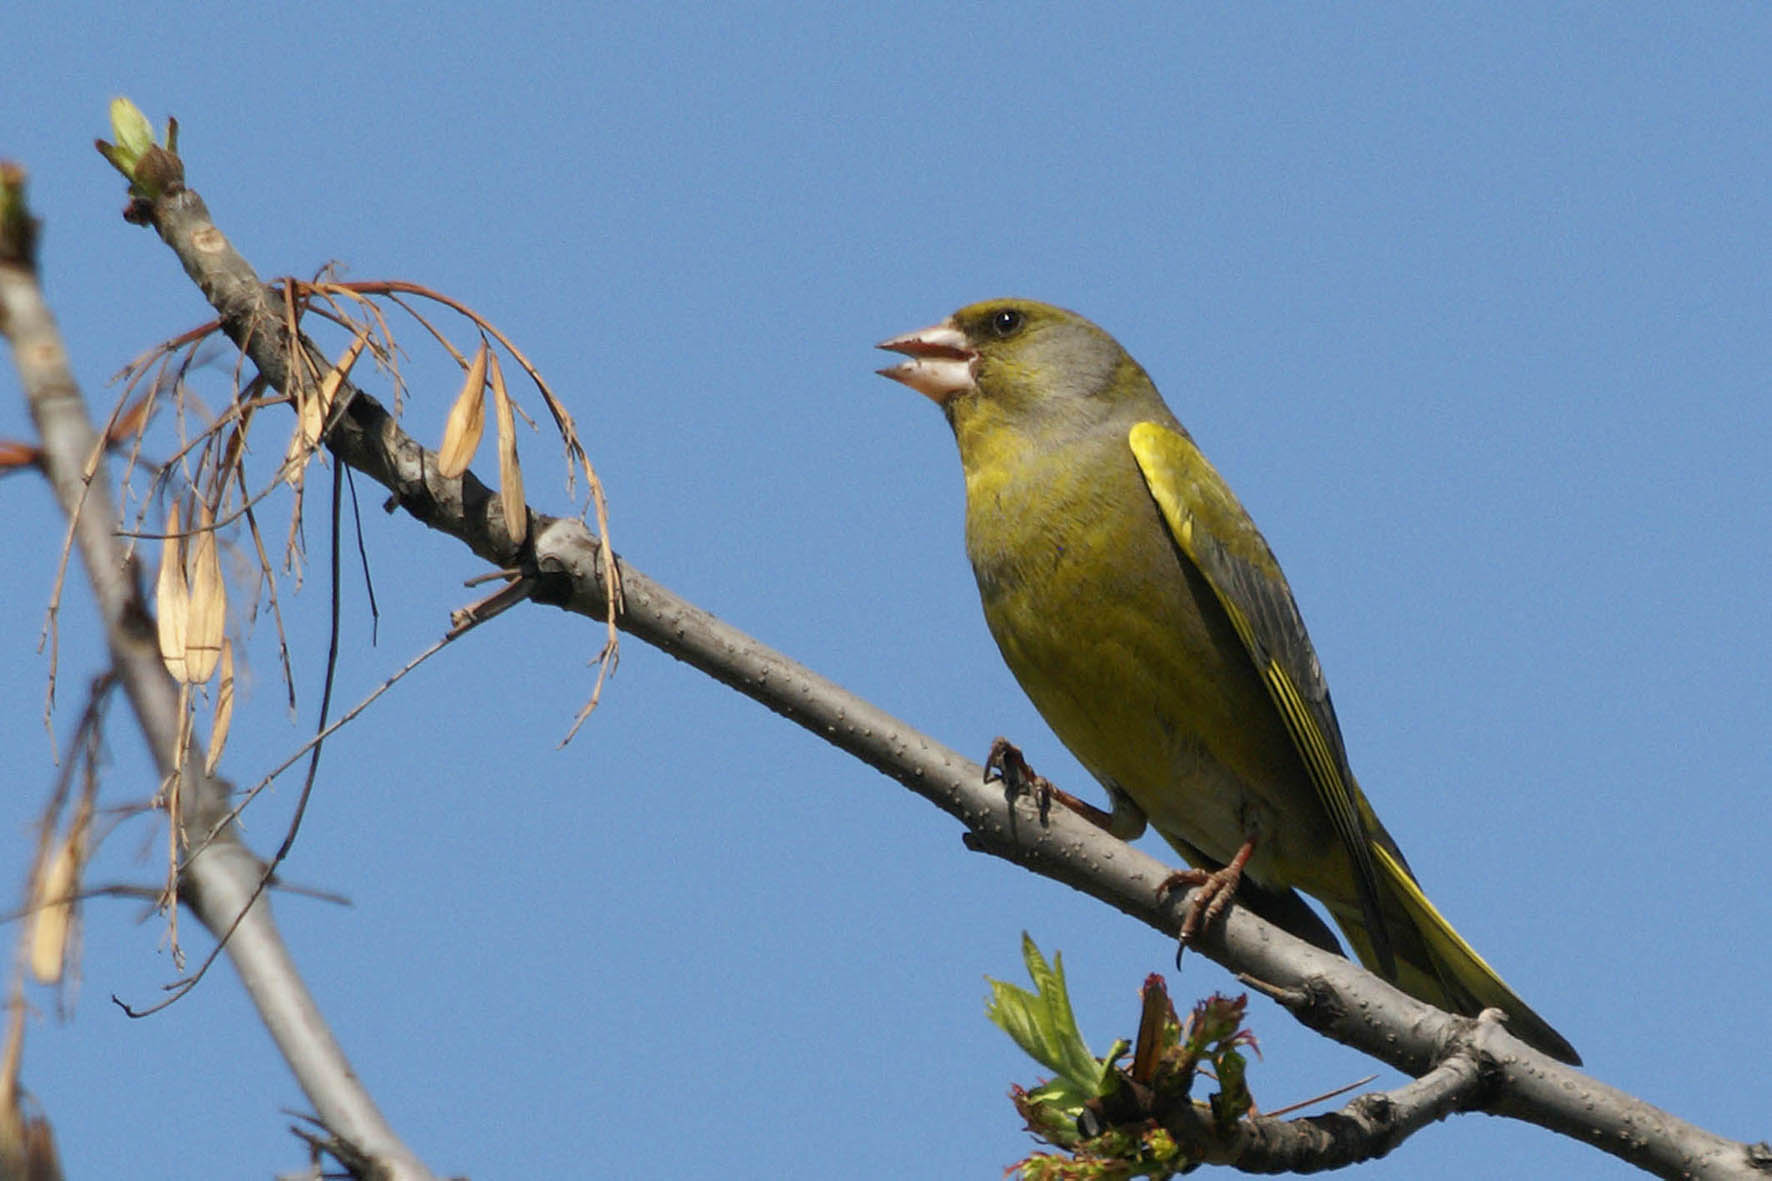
(877, 299, 1159, 436)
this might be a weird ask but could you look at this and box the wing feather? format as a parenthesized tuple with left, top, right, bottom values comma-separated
(1128, 421, 1394, 976)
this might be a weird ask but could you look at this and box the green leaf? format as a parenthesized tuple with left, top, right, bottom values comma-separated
(110, 97, 155, 162)
(986, 933, 1125, 1112)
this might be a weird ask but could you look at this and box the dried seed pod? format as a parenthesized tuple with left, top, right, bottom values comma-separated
(438, 339, 489, 478)
(155, 504, 189, 683)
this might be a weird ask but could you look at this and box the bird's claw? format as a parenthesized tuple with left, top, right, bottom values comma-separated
(985, 737, 1055, 822)
(1157, 837, 1256, 963)
(1160, 863, 1244, 948)
(987, 738, 1127, 830)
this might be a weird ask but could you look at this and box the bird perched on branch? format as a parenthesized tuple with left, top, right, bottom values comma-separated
(878, 298, 1578, 1065)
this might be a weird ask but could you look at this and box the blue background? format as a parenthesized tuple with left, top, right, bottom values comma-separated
(3, 5, 1767, 1178)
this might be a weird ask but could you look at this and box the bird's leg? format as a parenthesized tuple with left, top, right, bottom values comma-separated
(1159, 836, 1257, 948)
(985, 737, 1118, 829)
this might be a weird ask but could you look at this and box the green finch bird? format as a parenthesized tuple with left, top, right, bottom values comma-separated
(878, 298, 1579, 1065)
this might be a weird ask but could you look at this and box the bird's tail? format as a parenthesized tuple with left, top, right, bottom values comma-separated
(1335, 845, 1580, 1065)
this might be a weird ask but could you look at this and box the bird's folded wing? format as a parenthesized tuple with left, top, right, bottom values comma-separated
(1128, 420, 1394, 976)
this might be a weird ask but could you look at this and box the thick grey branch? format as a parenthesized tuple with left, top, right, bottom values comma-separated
(129, 173, 1770, 1179)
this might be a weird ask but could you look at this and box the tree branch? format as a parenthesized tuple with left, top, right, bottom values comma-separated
(1158, 1036, 1487, 1171)
(92, 146, 1772, 1178)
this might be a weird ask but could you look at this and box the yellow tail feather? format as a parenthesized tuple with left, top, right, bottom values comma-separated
(1333, 846, 1580, 1065)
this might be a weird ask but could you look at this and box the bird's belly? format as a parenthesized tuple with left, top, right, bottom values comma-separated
(976, 528, 1335, 885)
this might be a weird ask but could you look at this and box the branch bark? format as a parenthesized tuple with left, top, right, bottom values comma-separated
(43, 143, 1772, 1177)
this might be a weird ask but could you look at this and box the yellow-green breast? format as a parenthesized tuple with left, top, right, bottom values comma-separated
(952, 397, 1342, 897)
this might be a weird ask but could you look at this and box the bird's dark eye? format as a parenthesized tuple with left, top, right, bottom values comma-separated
(990, 308, 1024, 337)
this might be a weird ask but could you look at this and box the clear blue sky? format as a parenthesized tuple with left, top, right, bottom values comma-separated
(3, 5, 1768, 1178)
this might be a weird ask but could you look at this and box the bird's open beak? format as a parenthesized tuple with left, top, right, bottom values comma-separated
(876, 318, 976, 405)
